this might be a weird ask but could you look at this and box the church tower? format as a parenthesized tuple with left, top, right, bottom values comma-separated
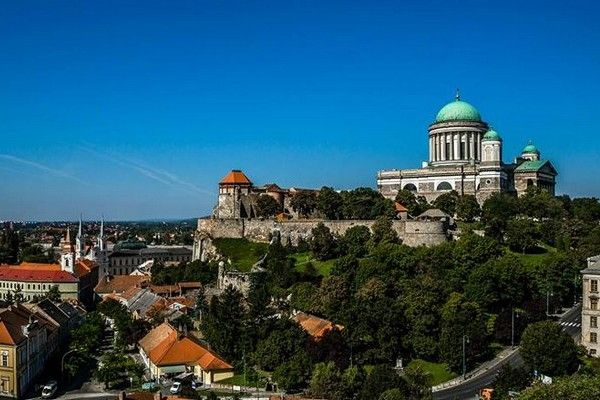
(75, 216, 85, 260)
(481, 128, 503, 163)
(60, 228, 75, 274)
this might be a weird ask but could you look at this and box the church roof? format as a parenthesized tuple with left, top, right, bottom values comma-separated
(514, 159, 555, 173)
(435, 98, 481, 123)
(482, 129, 502, 141)
(522, 143, 540, 154)
(0, 265, 78, 283)
(219, 170, 252, 185)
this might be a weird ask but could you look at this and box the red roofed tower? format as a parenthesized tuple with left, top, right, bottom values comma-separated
(216, 170, 253, 219)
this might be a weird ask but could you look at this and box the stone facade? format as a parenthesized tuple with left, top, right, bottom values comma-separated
(582, 255, 600, 356)
(193, 217, 448, 262)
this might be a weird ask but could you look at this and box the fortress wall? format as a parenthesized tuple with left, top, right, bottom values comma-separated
(196, 218, 447, 250)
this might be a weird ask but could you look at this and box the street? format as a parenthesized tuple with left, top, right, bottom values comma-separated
(433, 304, 582, 400)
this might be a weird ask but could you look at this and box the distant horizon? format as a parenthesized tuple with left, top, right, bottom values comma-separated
(1, 1, 599, 220)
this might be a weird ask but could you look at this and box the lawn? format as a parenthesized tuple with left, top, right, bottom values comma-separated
(509, 244, 556, 271)
(212, 238, 269, 272)
(290, 251, 336, 277)
(406, 359, 457, 386)
(219, 370, 270, 387)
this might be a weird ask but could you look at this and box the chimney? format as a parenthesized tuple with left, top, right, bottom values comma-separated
(118, 392, 126, 400)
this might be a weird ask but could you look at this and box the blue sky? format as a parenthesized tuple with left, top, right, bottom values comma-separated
(0, 0, 599, 220)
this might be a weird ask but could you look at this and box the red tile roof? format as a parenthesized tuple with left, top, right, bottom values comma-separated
(95, 275, 149, 294)
(219, 170, 252, 185)
(394, 202, 409, 212)
(292, 312, 344, 339)
(0, 266, 78, 283)
(139, 323, 232, 371)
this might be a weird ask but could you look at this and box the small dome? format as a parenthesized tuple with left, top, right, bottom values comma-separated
(435, 99, 482, 123)
(482, 129, 501, 141)
(522, 142, 539, 154)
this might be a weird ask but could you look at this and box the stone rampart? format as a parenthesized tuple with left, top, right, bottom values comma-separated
(195, 218, 447, 260)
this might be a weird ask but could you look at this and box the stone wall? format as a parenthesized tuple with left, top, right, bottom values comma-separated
(194, 217, 448, 260)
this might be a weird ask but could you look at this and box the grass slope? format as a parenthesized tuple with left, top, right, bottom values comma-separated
(290, 251, 336, 277)
(212, 238, 269, 272)
(406, 359, 457, 386)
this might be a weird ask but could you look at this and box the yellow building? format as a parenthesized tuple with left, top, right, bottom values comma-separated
(138, 322, 233, 385)
(0, 304, 58, 398)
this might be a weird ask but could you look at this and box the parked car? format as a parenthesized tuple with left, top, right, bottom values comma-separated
(41, 381, 58, 399)
(141, 382, 157, 391)
(170, 381, 182, 394)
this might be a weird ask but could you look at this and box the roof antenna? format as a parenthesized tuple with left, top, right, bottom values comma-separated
(455, 88, 461, 101)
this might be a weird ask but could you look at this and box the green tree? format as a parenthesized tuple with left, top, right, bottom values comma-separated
(343, 188, 394, 219)
(433, 191, 459, 216)
(505, 218, 539, 253)
(317, 186, 344, 219)
(378, 388, 406, 400)
(491, 364, 531, 399)
(256, 195, 281, 218)
(395, 190, 429, 216)
(369, 216, 399, 247)
(439, 293, 488, 372)
(339, 225, 371, 257)
(358, 364, 403, 400)
(518, 187, 564, 220)
(520, 320, 579, 376)
(272, 352, 313, 392)
(572, 197, 600, 221)
(518, 375, 600, 400)
(309, 362, 344, 400)
(254, 320, 308, 371)
(456, 195, 481, 222)
(291, 190, 318, 218)
(200, 286, 246, 364)
(482, 193, 519, 241)
(310, 223, 337, 261)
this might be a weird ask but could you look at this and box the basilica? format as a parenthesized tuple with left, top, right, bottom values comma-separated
(377, 92, 557, 203)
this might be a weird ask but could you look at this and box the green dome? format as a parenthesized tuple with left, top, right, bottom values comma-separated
(522, 142, 539, 154)
(435, 99, 482, 123)
(482, 129, 501, 141)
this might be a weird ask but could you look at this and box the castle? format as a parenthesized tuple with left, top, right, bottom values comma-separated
(377, 92, 558, 203)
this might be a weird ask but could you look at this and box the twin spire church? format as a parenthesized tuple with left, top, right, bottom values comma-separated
(377, 92, 557, 202)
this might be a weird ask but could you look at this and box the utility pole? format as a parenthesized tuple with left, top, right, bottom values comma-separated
(462, 335, 469, 380)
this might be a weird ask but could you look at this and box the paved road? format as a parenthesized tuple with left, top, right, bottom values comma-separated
(433, 304, 582, 400)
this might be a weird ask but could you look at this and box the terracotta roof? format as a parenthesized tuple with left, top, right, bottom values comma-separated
(394, 202, 409, 212)
(0, 266, 78, 283)
(6, 262, 61, 271)
(219, 170, 252, 185)
(95, 275, 149, 294)
(139, 323, 232, 371)
(150, 284, 180, 295)
(0, 304, 56, 345)
(292, 311, 344, 339)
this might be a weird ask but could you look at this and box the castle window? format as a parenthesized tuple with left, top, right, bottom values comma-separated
(436, 182, 452, 191)
(591, 332, 598, 343)
(592, 316, 598, 328)
(592, 280, 598, 293)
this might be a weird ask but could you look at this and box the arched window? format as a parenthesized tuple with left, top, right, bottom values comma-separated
(403, 183, 418, 192)
(527, 179, 534, 188)
(437, 182, 453, 191)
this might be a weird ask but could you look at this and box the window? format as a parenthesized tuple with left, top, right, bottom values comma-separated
(0, 377, 8, 393)
(592, 298, 598, 310)
(591, 332, 598, 343)
(592, 280, 598, 293)
(592, 349, 597, 355)
(592, 316, 598, 328)
(1, 353, 7, 367)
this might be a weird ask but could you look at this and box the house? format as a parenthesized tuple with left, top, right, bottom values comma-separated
(291, 311, 344, 340)
(0, 304, 59, 398)
(138, 322, 233, 384)
(95, 275, 150, 298)
(23, 298, 85, 347)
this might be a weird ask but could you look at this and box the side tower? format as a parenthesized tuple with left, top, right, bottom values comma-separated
(215, 170, 253, 219)
(477, 128, 508, 201)
(513, 142, 557, 196)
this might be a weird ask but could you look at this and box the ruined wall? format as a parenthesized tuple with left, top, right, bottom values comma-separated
(194, 218, 447, 261)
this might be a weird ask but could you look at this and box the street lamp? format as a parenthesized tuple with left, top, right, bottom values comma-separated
(462, 335, 469, 380)
(511, 308, 522, 347)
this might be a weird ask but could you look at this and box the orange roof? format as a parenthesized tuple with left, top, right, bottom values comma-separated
(394, 202, 409, 212)
(0, 266, 78, 283)
(219, 170, 252, 185)
(292, 312, 344, 339)
(139, 323, 232, 371)
(95, 275, 149, 294)
(74, 259, 97, 278)
(7, 262, 61, 271)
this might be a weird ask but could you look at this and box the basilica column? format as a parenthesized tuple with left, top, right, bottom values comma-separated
(469, 132, 475, 160)
(429, 137, 433, 162)
(476, 133, 481, 161)
(441, 133, 446, 161)
(453, 134, 459, 160)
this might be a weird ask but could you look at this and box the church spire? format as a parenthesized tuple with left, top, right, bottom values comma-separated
(98, 215, 105, 251)
(75, 214, 84, 259)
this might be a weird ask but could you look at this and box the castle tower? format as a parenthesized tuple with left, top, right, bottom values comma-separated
(428, 90, 489, 166)
(216, 170, 253, 219)
(478, 128, 507, 200)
